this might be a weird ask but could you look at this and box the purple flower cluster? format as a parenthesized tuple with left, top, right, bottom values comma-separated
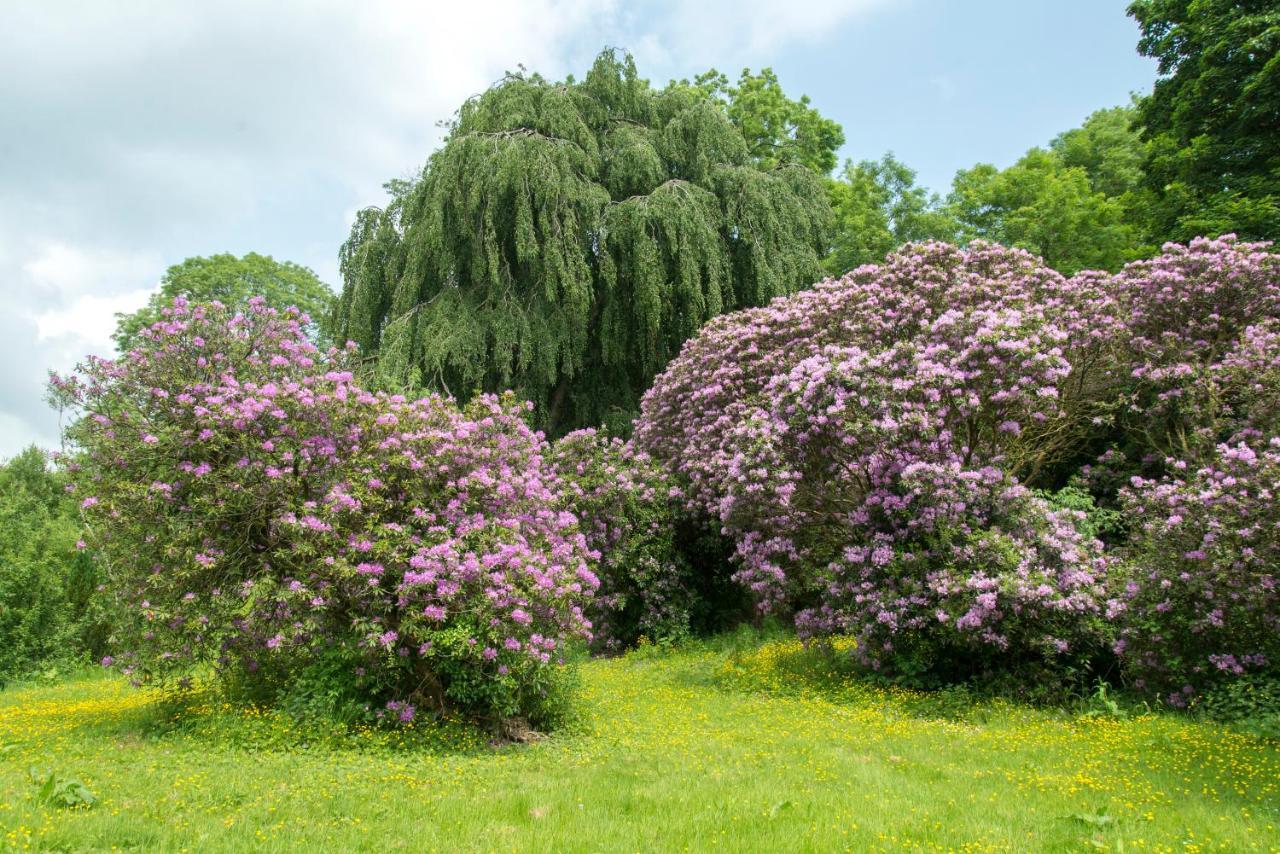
(1120, 440, 1280, 701)
(637, 236, 1280, 688)
(637, 241, 1113, 674)
(550, 429, 695, 650)
(1107, 235, 1280, 462)
(51, 297, 597, 719)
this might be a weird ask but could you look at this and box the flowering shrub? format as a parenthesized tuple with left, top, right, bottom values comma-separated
(550, 430, 695, 650)
(638, 241, 1112, 515)
(1073, 236, 1280, 700)
(50, 298, 597, 723)
(1118, 439, 1280, 704)
(637, 242, 1114, 679)
(1104, 235, 1280, 470)
(794, 465, 1112, 681)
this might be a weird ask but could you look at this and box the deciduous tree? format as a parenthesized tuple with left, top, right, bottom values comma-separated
(114, 253, 334, 351)
(1129, 0, 1280, 241)
(332, 50, 834, 435)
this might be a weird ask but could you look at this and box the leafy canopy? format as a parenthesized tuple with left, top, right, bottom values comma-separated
(687, 67, 846, 175)
(1050, 104, 1149, 200)
(332, 49, 835, 436)
(824, 153, 958, 275)
(0, 447, 105, 682)
(1128, 0, 1280, 240)
(821, 104, 1154, 277)
(947, 146, 1147, 274)
(113, 253, 335, 351)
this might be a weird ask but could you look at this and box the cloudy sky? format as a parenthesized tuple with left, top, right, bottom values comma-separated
(0, 0, 1154, 457)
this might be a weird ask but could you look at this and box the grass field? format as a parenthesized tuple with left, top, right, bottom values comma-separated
(0, 635, 1276, 852)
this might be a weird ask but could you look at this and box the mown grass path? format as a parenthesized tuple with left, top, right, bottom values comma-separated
(0, 639, 1276, 852)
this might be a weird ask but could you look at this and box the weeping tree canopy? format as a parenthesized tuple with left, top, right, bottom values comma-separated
(333, 49, 835, 435)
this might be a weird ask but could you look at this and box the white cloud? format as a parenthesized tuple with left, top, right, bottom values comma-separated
(0, 413, 52, 458)
(22, 242, 162, 300)
(36, 289, 156, 350)
(18, 242, 163, 364)
(0, 239, 163, 455)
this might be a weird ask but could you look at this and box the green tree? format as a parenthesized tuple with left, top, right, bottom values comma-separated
(824, 153, 959, 275)
(687, 67, 846, 175)
(0, 447, 106, 682)
(1128, 0, 1280, 241)
(113, 253, 335, 351)
(948, 148, 1145, 274)
(332, 50, 833, 435)
(1050, 104, 1148, 199)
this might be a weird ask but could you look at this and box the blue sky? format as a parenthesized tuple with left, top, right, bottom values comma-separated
(792, 0, 1155, 193)
(0, 0, 1155, 456)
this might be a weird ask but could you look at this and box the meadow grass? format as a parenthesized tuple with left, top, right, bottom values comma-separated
(0, 634, 1276, 852)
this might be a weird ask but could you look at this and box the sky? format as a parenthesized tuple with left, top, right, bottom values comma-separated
(0, 0, 1156, 457)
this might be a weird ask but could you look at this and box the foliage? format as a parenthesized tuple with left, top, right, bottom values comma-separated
(1078, 681, 1131, 720)
(947, 148, 1146, 274)
(52, 297, 597, 724)
(0, 447, 106, 683)
(686, 66, 846, 175)
(550, 430, 696, 650)
(331, 184, 411, 359)
(637, 241, 1116, 680)
(1192, 672, 1280, 739)
(1129, 0, 1280, 242)
(1118, 440, 1280, 703)
(1038, 482, 1125, 543)
(821, 103, 1154, 277)
(113, 253, 335, 352)
(823, 153, 958, 275)
(28, 768, 95, 809)
(332, 49, 833, 436)
(1050, 104, 1149, 200)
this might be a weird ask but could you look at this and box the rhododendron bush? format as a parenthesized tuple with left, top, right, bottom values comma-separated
(1101, 238, 1280, 699)
(1120, 441, 1280, 703)
(1102, 236, 1280, 471)
(637, 242, 1116, 679)
(50, 298, 597, 722)
(550, 430, 696, 650)
(637, 237, 1280, 691)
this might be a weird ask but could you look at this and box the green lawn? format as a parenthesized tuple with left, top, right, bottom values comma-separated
(0, 636, 1276, 852)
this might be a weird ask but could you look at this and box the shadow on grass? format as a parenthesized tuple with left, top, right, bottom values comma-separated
(668, 626, 1032, 724)
(0, 673, 497, 757)
(132, 684, 498, 756)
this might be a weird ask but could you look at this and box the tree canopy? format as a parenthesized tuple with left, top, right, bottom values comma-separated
(0, 447, 104, 682)
(113, 252, 335, 351)
(1129, 0, 1280, 241)
(1050, 104, 1149, 200)
(823, 153, 958, 275)
(332, 49, 835, 435)
(820, 103, 1162, 276)
(687, 67, 846, 175)
(946, 144, 1147, 275)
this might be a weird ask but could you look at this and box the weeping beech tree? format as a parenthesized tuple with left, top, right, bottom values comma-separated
(333, 50, 833, 435)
